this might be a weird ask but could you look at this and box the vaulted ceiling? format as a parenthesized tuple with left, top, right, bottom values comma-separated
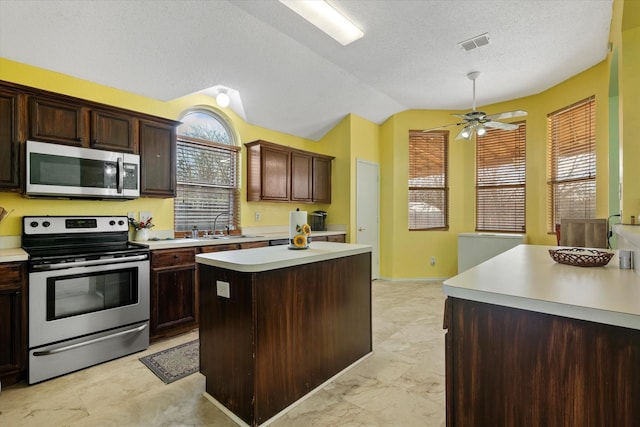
(0, 0, 613, 140)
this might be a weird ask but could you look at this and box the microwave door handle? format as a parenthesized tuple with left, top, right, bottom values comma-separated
(117, 157, 124, 194)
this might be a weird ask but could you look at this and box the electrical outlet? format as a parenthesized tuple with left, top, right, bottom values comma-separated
(139, 211, 152, 224)
(216, 280, 231, 298)
(255, 212, 261, 222)
(430, 256, 436, 266)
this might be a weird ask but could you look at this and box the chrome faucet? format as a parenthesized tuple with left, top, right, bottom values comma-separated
(212, 212, 230, 235)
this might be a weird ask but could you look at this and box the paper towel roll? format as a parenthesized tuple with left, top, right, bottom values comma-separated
(289, 210, 308, 248)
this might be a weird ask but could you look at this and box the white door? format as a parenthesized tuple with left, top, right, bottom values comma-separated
(356, 159, 380, 279)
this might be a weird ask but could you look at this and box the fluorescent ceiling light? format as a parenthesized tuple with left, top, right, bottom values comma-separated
(279, 0, 364, 46)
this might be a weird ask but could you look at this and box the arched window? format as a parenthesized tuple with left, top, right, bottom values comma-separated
(175, 109, 239, 234)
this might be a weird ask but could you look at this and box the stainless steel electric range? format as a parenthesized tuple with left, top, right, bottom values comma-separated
(22, 215, 150, 384)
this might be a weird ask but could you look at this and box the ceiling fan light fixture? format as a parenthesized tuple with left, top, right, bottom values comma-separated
(460, 127, 471, 139)
(476, 125, 486, 136)
(216, 90, 230, 108)
(279, 0, 363, 46)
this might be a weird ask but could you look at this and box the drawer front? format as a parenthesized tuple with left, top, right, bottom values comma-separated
(0, 263, 24, 288)
(199, 243, 240, 253)
(239, 241, 269, 249)
(151, 248, 196, 267)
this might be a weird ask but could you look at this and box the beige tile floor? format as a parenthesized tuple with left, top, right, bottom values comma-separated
(0, 280, 446, 426)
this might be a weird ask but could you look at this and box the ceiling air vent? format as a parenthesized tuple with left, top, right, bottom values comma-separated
(458, 33, 490, 52)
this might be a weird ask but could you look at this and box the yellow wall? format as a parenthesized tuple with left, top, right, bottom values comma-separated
(619, 1, 640, 222)
(0, 18, 630, 279)
(379, 109, 465, 278)
(377, 62, 610, 279)
(0, 58, 343, 237)
(349, 115, 379, 237)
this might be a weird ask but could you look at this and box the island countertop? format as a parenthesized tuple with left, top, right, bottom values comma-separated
(443, 244, 640, 330)
(196, 241, 371, 273)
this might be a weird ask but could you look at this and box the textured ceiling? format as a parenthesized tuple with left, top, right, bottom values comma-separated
(0, 0, 613, 140)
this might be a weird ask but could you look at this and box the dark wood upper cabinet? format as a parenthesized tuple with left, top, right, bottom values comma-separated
(140, 119, 176, 197)
(0, 87, 23, 190)
(29, 97, 139, 152)
(245, 140, 333, 203)
(312, 156, 332, 204)
(1, 80, 180, 197)
(29, 96, 85, 146)
(90, 109, 136, 153)
(246, 141, 291, 201)
(290, 152, 313, 202)
(261, 145, 291, 201)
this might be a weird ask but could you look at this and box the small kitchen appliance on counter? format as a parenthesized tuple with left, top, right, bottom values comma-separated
(22, 215, 150, 384)
(310, 210, 327, 231)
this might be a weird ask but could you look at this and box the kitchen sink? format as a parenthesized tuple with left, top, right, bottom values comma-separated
(199, 234, 263, 240)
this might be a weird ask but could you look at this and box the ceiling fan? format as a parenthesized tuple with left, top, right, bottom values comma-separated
(424, 71, 527, 140)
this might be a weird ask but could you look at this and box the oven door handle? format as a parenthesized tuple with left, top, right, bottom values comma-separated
(32, 323, 148, 356)
(33, 254, 148, 271)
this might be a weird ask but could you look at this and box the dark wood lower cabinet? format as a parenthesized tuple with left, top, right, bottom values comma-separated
(150, 249, 198, 341)
(444, 297, 640, 427)
(148, 239, 346, 343)
(199, 252, 372, 426)
(0, 262, 27, 387)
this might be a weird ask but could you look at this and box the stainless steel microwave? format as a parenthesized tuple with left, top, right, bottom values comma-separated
(26, 140, 140, 199)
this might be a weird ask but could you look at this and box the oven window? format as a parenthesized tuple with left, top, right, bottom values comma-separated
(46, 268, 138, 320)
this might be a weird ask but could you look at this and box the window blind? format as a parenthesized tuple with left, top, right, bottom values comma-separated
(408, 130, 448, 230)
(547, 96, 596, 232)
(175, 137, 240, 233)
(476, 122, 526, 232)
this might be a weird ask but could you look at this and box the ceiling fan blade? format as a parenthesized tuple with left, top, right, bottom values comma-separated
(484, 121, 519, 130)
(451, 114, 468, 120)
(484, 110, 528, 121)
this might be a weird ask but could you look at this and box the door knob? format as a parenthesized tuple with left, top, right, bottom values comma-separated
(358, 227, 365, 231)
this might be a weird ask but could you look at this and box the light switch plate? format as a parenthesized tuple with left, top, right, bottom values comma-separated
(216, 280, 231, 298)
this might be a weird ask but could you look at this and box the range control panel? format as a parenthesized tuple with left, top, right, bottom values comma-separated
(23, 216, 129, 235)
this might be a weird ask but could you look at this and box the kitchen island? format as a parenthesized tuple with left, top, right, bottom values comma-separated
(196, 242, 372, 426)
(443, 244, 640, 427)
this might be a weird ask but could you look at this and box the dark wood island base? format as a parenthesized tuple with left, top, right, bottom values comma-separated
(444, 297, 640, 427)
(443, 245, 640, 427)
(198, 245, 372, 426)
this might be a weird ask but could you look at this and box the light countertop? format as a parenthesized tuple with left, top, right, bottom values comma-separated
(443, 244, 640, 330)
(0, 248, 28, 263)
(196, 241, 371, 273)
(143, 230, 345, 250)
(0, 230, 347, 262)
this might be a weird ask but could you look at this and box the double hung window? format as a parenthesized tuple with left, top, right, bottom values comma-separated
(175, 110, 239, 233)
(476, 122, 526, 232)
(408, 130, 449, 230)
(547, 96, 596, 232)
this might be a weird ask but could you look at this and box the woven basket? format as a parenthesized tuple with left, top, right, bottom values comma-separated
(548, 248, 614, 267)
